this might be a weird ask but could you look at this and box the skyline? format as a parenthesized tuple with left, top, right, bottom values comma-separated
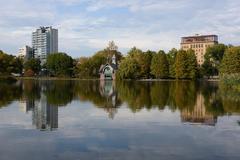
(0, 0, 240, 58)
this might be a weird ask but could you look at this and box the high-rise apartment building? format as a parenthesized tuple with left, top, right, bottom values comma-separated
(180, 34, 218, 65)
(32, 26, 58, 64)
(18, 45, 33, 61)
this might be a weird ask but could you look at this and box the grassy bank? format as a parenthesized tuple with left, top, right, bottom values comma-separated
(220, 73, 240, 91)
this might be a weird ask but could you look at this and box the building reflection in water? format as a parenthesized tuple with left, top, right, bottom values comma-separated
(32, 92, 58, 131)
(20, 82, 58, 131)
(180, 92, 217, 126)
(17, 80, 227, 128)
(99, 80, 118, 119)
(19, 99, 35, 113)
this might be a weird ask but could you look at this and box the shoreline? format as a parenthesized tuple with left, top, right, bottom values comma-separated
(10, 76, 220, 82)
(137, 79, 220, 82)
(15, 77, 100, 81)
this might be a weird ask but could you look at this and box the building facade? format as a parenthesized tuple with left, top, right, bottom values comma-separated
(18, 45, 33, 61)
(99, 55, 118, 80)
(32, 26, 58, 64)
(180, 34, 218, 65)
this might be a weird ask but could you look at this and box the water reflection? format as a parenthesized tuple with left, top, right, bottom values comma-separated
(99, 80, 120, 119)
(0, 80, 240, 129)
(18, 81, 59, 131)
(32, 93, 58, 131)
(180, 93, 217, 126)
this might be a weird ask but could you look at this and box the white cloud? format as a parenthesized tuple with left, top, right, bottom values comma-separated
(0, 0, 240, 57)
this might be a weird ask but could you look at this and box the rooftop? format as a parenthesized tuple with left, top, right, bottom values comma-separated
(181, 34, 218, 44)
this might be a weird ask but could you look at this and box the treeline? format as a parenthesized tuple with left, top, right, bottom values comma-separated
(117, 44, 239, 80)
(117, 47, 198, 79)
(1, 42, 240, 81)
(0, 41, 122, 78)
(23, 53, 74, 77)
(75, 43, 240, 80)
(0, 50, 74, 77)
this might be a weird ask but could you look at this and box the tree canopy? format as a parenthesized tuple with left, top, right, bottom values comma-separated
(75, 41, 122, 78)
(151, 50, 169, 78)
(201, 44, 228, 76)
(0, 50, 23, 75)
(220, 46, 240, 74)
(175, 49, 198, 79)
(24, 58, 41, 75)
(46, 53, 73, 77)
(117, 57, 140, 79)
(167, 48, 178, 78)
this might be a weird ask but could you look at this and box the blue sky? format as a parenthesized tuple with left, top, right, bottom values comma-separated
(0, 0, 239, 58)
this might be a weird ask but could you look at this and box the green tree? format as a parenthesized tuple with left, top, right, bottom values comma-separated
(200, 60, 214, 78)
(125, 47, 154, 78)
(175, 49, 198, 79)
(74, 42, 122, 78)
(167, 48, 178, 78)
(220, 46, 240, 74)
(151, 50, 169, 78)
(117, 57, 140, 79)
(0, 50, 23, 75)
(12, 57, 23, 74)
(202, 44, 227, 76)
(205, 44, 227, 63)
(142, 50, 154, 78)
(46, 53, 73, 77)
(24, 58, 41, 75)
(75, 57, 93, 78)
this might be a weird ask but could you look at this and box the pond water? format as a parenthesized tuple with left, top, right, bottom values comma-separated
(0, 80, 240, 160)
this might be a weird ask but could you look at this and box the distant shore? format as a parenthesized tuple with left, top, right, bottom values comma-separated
(138, 78, 220, 82)
(5, 76, 220, 82)
(15, 77, 99, 81)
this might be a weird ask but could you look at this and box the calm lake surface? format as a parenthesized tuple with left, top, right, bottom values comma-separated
(0, 80, 240, 160)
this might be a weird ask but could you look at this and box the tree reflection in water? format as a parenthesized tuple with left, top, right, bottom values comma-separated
(0, 80, 240, 127)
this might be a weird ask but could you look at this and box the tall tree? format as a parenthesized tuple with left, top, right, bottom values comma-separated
(24, 58, 41, 75)
(167, 48, 178, 78)
(107, 41, 118, 51)
(175, 49, 198, 79)
(46, 53, 73, 77)
(117, 57, 140, 79)
(75, 57, 93, 78)
(0, 50, 23, 75)
(220, 46, 240, 74)
(151, 50, 169, 78)
(127, 47, 154, 78)
(202, 44, 227, 76)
